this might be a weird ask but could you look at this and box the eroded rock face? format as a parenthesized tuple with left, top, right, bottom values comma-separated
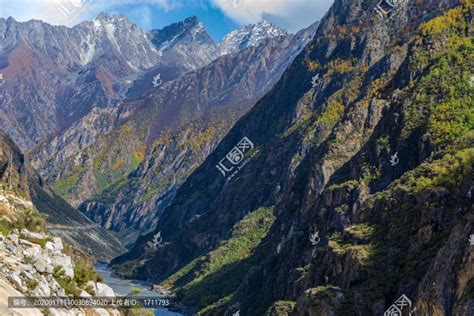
(0, 228, 117, 315)
(50, 254, 74, 278)
(8, 272, 26, 293)
(113, 0, 473, 315)
(20, 229, 47, 243)
(96, 282, 115, 297)
(0, 13, 218, 152)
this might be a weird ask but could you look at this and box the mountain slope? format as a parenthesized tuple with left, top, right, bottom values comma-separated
(219, 20, 287, 56)
(30, 22, 319, 236)
(149, 15, 219, 71)
(112, 0, 473, 314)
(0, 13, 219, 151)
(0, 130, 124, 260)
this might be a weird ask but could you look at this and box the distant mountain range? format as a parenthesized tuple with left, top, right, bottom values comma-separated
(0, 13, 318, 245)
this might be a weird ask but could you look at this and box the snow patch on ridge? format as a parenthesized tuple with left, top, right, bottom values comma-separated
(219, 20, 287, 56)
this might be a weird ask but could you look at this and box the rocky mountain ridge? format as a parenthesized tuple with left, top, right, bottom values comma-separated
(29, 20, 319, 238)
(112, 0, 474, 314)
(0, 129, 124, 261)
(0, 13, 210, 151)
(219, 20, 287, 56)
(0, 131, 121, 314)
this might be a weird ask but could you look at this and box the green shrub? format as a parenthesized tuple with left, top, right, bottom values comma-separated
(73, 264, 103, 287)
(25, 279, 39, 290)
(53, 266, 81, 297)
(16, 207, 46, 233)
(163, 207, 276, 310)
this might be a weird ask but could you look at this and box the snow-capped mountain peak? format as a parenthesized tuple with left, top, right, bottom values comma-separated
(147, 15, 219, 70)
(219, 20, 287, 56)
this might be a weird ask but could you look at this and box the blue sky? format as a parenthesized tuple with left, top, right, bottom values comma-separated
(0, 0, 333, 41)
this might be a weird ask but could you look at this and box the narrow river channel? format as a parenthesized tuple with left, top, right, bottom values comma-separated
(95, 263, 184, 316)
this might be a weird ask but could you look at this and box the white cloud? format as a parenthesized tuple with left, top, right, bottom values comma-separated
(0, 0, 179, 26)
(125, 5, 153, 29)
(211, 0, 333, 32)
(0, 0, 333, 32)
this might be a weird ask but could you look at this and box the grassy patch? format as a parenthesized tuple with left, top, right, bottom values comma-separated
(163, 207, 276, 312)
(52, 165, 84, 199)
(25, 279, 39, 290)
(265, 301, 296, 316)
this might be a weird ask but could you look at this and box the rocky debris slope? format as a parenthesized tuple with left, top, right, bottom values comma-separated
(113, 0, 473, 314)
(0, 228, 118, 316)
(0, 278, 43, 316)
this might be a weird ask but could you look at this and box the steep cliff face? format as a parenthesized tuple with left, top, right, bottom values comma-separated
(0, 130, 124, 261)
(30, 22, 318, 235)
(113, 0, 473, 314)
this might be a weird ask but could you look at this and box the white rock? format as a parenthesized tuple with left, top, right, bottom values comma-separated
(33, 280, 51, 297)
(21, 270, 35, 280)
(4, 256, 19, 268)
(108, 309, 121, 316)
(19, 239, 35, 248)
(48, 278, 61, 293)
(45, 241, 55, 250)
(20, 229, 47, 243)
(93, 308, 110, 316)
(96, 282, 115, 297)
(9, 272, 26, 292)
(46, 264, 54, 274)
(49, 308, 84, 316)
(24, 245, 41, 258)
(57, 288, 66, 297)
(8, 233, 19, 244)
(6, 244, 18, 254)
(34, 258, 49, 273)
(52, 237, 63, 250)
(19, 263, 35, 273)
(80, 290, 92, 297)
(51, 255, 74, 278)
(86, 280, 97, 295)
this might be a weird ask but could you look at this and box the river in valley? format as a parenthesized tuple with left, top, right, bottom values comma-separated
(95, 263, 184, 316)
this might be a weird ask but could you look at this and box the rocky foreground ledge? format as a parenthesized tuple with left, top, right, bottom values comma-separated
(0, 228, 119, 316)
